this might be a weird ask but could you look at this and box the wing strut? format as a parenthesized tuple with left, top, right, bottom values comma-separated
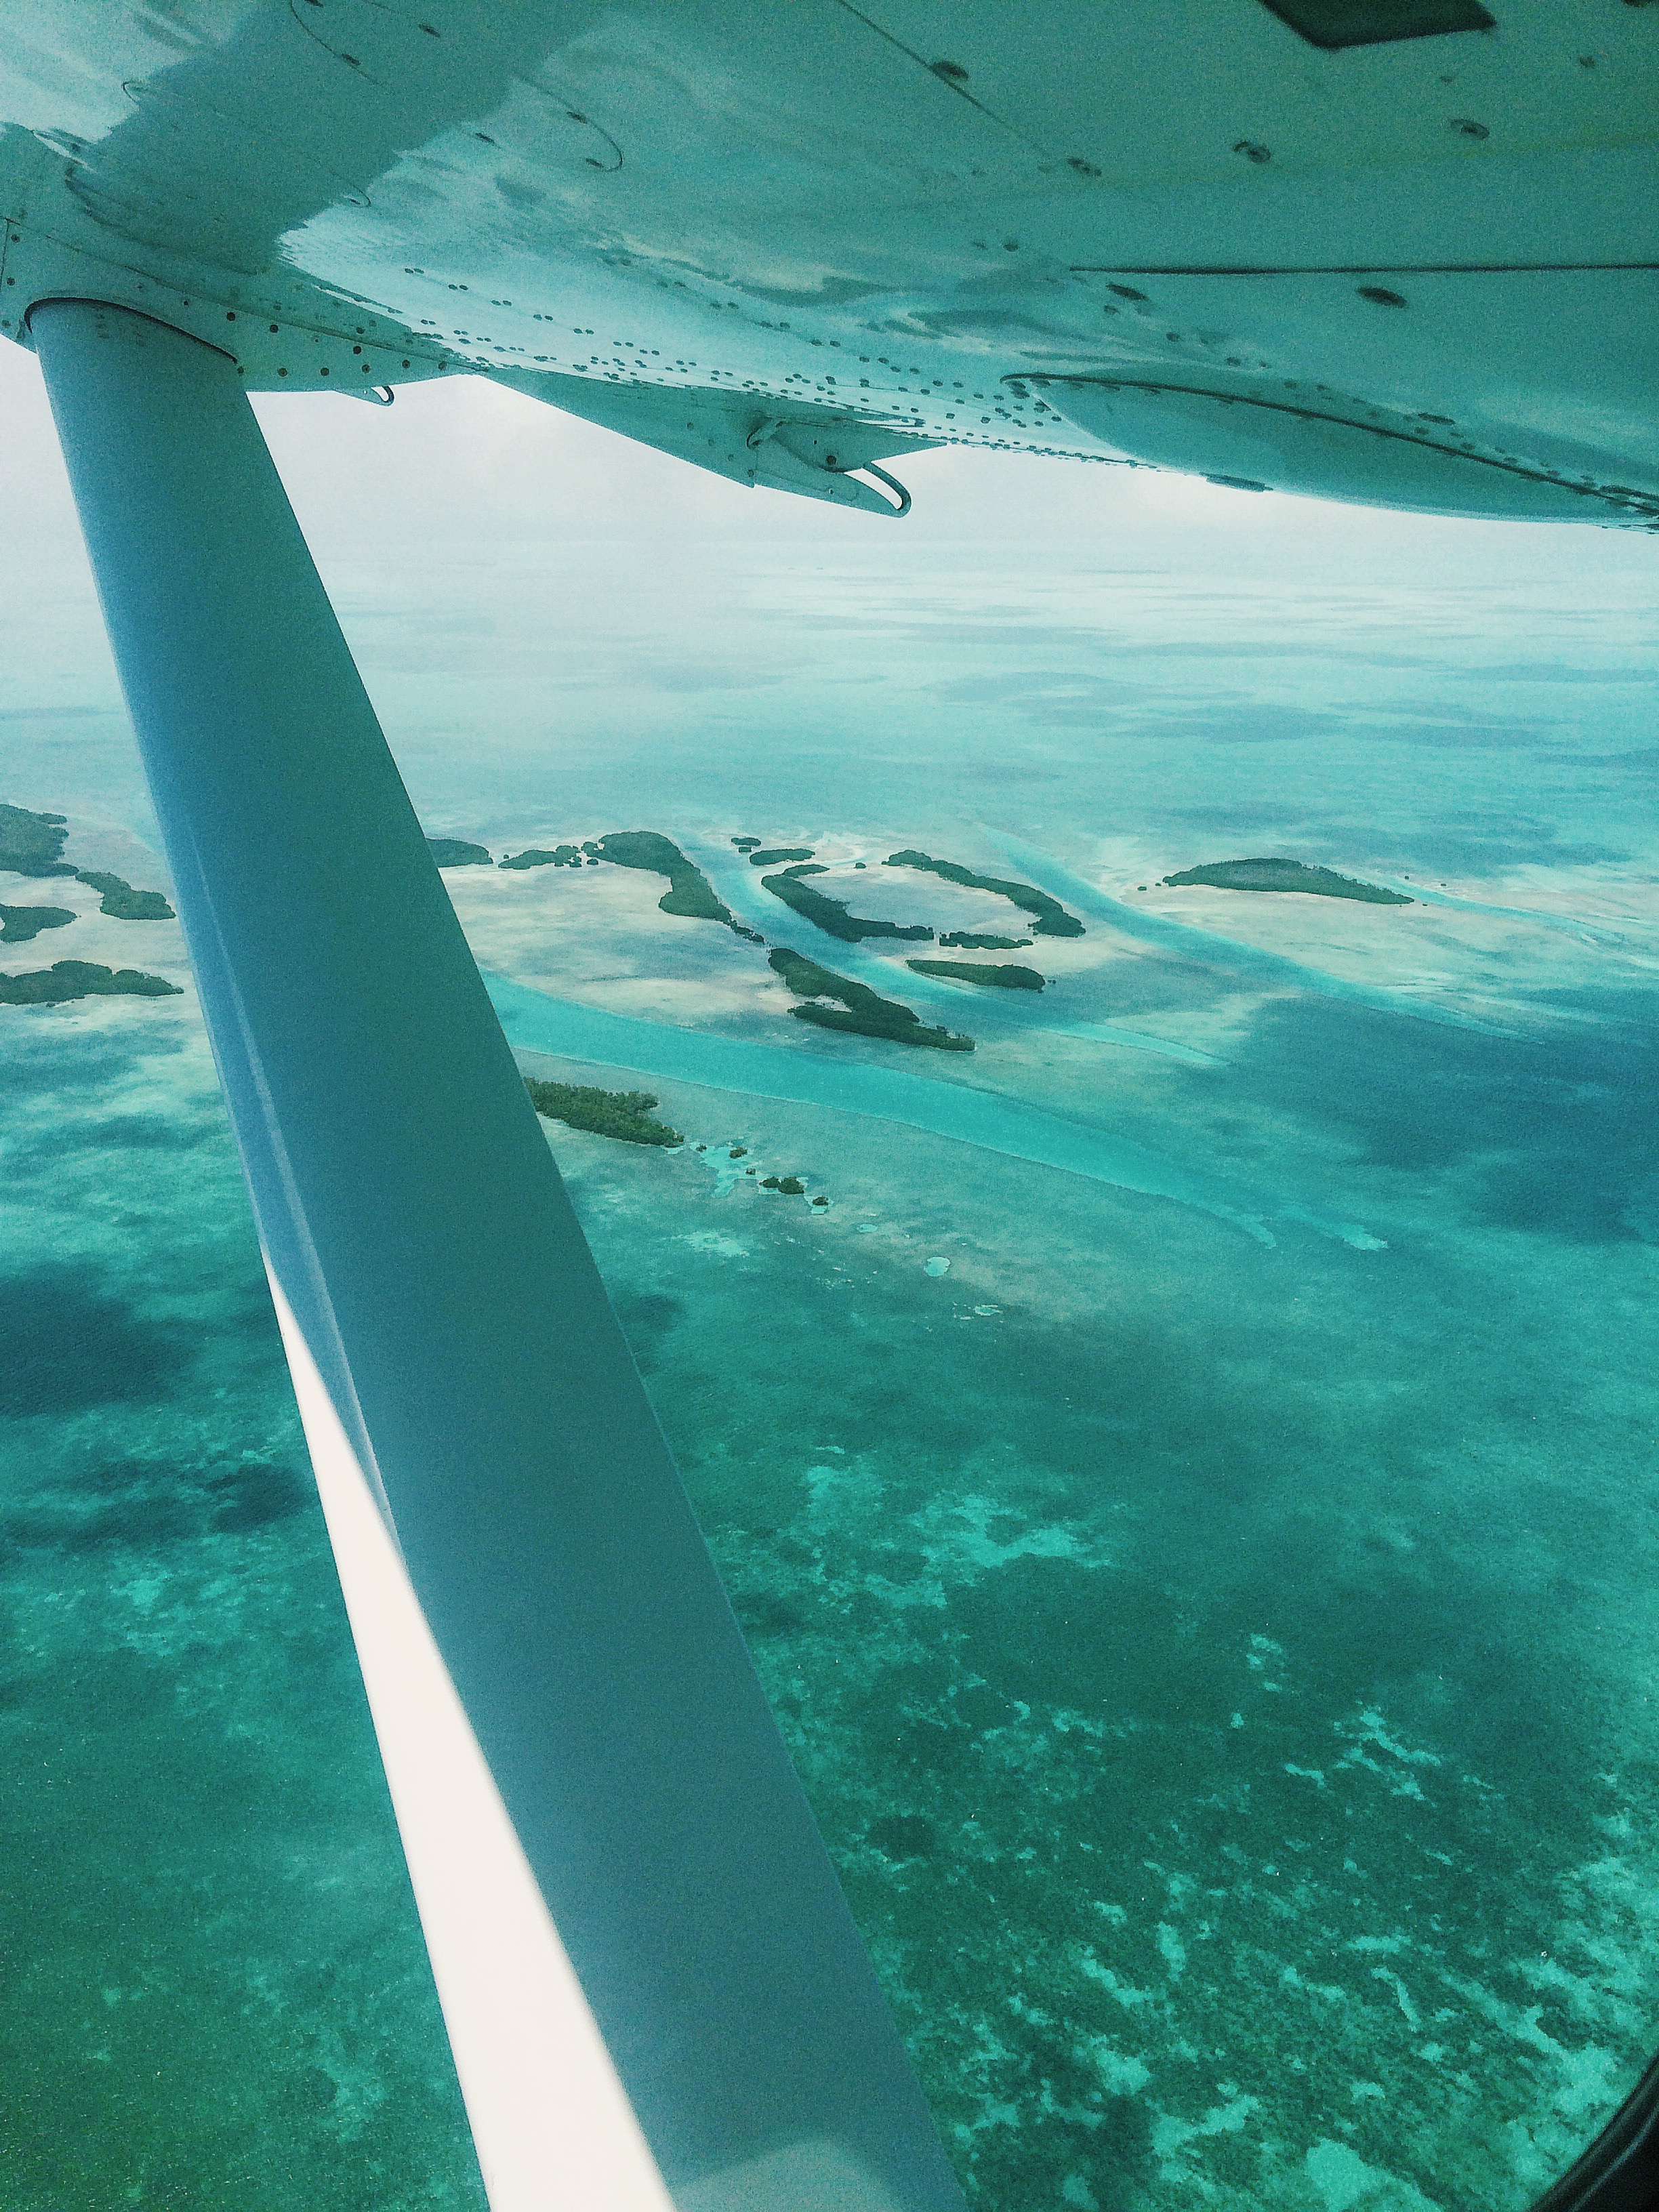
(30, 299, 964, 2212)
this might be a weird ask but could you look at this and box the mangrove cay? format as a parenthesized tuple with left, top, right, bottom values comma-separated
(0, 903, 76, 944)
(886, 851, 1084, 937)
(525, 1077, 683, 1147)
(761, 862, 933, 945)
(907, 958, 1045, 991)
(769, 945, 974, 1052)
(0, 802, 76, 878)
(1160, 859, 1411, 903)
(0, 960, 182, 1006)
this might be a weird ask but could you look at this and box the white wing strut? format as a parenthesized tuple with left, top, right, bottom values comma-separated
(30, 299, 964, 2212)
(268, 1267, 674, 2212)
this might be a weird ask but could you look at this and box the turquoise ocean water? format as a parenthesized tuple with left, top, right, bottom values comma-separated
(3, 535, 1658, 2211)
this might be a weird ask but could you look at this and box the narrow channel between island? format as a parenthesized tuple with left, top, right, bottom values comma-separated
(485, 972, 1385, 1251)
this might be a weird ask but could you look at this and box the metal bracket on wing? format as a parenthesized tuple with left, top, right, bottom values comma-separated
(493, 365, 937, 515)
(745, 415, 916, 516)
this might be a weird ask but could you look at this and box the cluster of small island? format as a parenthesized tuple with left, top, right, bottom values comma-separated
(729, 838, 1080, 991)
(1, 796, 1412, 1040)
(697, 1139, 831, 1204)
(522, 1073, 834, 1205)
(432, 829, 766, 941)
(701, 1142, 831, 1206)
(0, 802, 180, 1005)
(429, 825, 993, 1050)
(423, 823, 1412, 1067)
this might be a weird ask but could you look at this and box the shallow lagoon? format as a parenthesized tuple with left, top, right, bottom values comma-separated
(3, 538, 1658, 2211)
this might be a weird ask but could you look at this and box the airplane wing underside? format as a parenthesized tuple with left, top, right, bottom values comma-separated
(0, 0, 1655, 523)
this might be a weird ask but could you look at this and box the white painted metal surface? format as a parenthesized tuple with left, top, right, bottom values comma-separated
(30, 298, 964, 2212)
(269, 1271, 677, 2212)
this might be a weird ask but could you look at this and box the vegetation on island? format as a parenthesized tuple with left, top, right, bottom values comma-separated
(427, 838, 493, 868)
(885, 850, 1084, 937)
(589, 831, 766, 941)
(747, 847, 815, 867)
(0, 904, 76, 944)
(941, 930, 1031, 950)
(906, 958, 1045, 991)
(761, 862, 933, 945)
(0, 802, 76, 878)
(0, 808, 175, 916)
(500, 845, 585, 870)
(74, 870, 175, 920)
(592, 830, 729, 920)
(1160, 859, 1411, 904)
(760, 1174, 806, 1195)
(769, 945, 974, 1052)
(525, 1077, 683, 1147)
(0, 960, 182, 1006)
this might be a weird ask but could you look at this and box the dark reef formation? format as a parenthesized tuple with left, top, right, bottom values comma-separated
(769, 945, 973, 1052)
(747, 847, 815, 867)
(74, 871, 175, 921)
(731, 836, 761, 852)
(525, 1077, 683, 1147)
(0, 960, 182, 1006)
(907, 958, 1045, 991)
(940, 930, 1031, 951)
(761, 863, 933, 945)
(499, 845, 584, 870)
(869, 1812, 936, 1860)
(0, 803, 76, 878)
(885, 850, 1084, 937)
(0, 904, 76, 944)
(590, 831, 766, 941)
(426, 838, 493, 868)
(1160, 858, 1411, 904)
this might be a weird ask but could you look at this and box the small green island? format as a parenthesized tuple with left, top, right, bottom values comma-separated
(74, 870, 175, 920)
(769, 945, 973, 1052)
(525, 1076, 683, 1147)
(590, 831, 766, 943)
(0, 960, 182, 1006)
(761, 862, 933, 945)
(1160, 859, 1411, 904)
(1, 903, 76, 944)
(427, 837, 494, 868)
(0, 802, 77, 878)
(907, 958, 1045, 991)
(500, 844, 585, 870)
(941, 930, 1031, 951)
(747, 846, 815, 867)
(886, 851, 1084, 937)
